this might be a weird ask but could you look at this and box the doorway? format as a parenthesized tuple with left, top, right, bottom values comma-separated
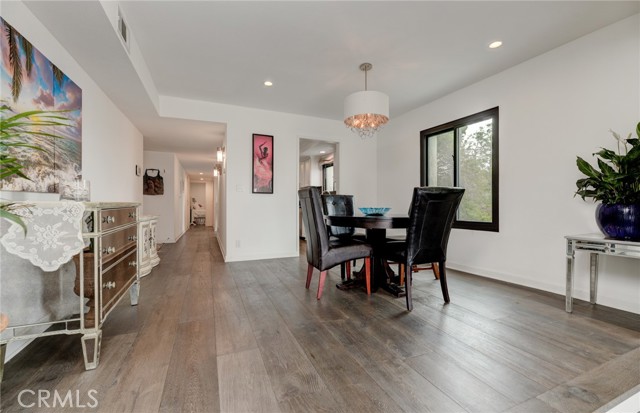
(298, 138, 338, 239)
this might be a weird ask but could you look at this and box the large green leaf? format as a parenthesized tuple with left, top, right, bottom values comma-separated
(0, 206, 26, 234)
(596, 158, 616, 176)
(576, 157, 601, 179)
(623, 145, 640, 165)
(593, 148, 618, 163)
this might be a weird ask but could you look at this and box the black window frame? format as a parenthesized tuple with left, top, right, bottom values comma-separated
(420, 106, 499, 232)
(322, 162, 334, 193)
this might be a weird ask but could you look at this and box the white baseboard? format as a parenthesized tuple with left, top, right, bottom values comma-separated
(224, 250, 299, 263)
(216, 232, 226, 261)
(447, 261, 639, 314)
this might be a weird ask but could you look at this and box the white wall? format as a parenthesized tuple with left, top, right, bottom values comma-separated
(190, 182, 206, 206)
(217, 137, 228, 256)
(205, 180, 214, 227)
(213, 176, 220, 231)
(1, 2, 144, 203)
(160, 97, 378, 262)
(143, 151, 176, 243)
(174, 156, 187, 240)
(377, 15, 640, 313)
(309, 155, 323, 186)
(299, 158, 311, 188)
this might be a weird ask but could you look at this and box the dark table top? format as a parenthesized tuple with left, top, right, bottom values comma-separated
(325, 214, 409, 230)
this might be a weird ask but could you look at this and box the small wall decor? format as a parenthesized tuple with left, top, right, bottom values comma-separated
(143, 169, 164, 195)
(252, 134, 273, 194)
(0, 17, 82, 193)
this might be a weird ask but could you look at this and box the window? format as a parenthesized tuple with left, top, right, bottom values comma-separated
(420, 107, 499, 231)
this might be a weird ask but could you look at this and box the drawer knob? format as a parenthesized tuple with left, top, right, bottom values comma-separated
(102, 216, 116, 224)
(128, 212, 137, 219)
(102, 281, 116, 289)
(102, 246, 116, 254)
(128, 261, 137, 267)
(128, 235, 138, 241)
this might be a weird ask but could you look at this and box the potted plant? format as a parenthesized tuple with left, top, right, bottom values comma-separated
(575, 122, 640, 241)
(1, 103, 71, 232)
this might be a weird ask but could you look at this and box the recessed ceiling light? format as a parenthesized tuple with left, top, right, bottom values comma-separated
(489, 41, 503, 49)
(319, 151, 326, 154)
(199, 172, 203, 175)
(200, 178, 204, 181)
(264, 80, 273, 87)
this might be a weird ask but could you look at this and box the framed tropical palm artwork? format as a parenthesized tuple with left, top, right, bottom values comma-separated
(0, 17, 82, 194)
(252, 134, 273, 194)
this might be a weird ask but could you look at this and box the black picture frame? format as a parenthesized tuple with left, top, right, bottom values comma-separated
(252, 134, 274, 194)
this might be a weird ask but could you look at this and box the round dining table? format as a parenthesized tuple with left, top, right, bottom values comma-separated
(325, 213, 409, 297)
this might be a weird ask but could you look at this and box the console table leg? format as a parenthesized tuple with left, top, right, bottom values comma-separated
(589, 253, 599, 305)
(0, 343, 6, 382)
(81, 331, 102, 370)
(130, 280, 140, 306)
(565, 240, 575, 313)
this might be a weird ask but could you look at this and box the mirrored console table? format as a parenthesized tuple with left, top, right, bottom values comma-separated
(565, 233, 640, 313)
(0, 201, 140, 379)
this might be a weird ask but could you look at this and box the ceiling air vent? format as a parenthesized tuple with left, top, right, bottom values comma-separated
(117, 7, 130, 52)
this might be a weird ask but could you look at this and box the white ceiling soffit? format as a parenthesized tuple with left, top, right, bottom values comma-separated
(23, 1, 639, 176)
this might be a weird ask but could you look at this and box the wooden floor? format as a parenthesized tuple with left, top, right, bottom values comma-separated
(1, 226, 639, 412)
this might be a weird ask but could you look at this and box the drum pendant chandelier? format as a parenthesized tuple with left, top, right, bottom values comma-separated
(343, 63, 389, 138)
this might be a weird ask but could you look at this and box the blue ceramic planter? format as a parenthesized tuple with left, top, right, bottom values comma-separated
(596, 203, 640, 241)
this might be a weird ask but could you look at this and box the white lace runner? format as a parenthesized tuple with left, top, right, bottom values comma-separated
(1, 201, 86, 272)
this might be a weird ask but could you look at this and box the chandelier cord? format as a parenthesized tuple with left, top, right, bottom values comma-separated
(364, 67, 368, 91)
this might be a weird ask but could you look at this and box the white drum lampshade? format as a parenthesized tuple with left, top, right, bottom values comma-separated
(343, 63, 389, 138)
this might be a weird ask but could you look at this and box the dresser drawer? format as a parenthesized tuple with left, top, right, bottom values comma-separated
(101, 249, 137, 314)
(100, 207, 137, 231)
(101, 226, 137, 265)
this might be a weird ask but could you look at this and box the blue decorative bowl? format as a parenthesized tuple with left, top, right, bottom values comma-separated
(359, 207, 391, 216)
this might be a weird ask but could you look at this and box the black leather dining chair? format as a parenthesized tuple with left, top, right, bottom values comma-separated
(322, 194, 356, 240)
(299, 187, 373, 299)
(321, 194, 366, 280)
(381, 187, 464, 311)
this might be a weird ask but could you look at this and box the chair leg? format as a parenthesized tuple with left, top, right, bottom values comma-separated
(317, 270, 328, 300)
(306, 264, 314, 289)
(405, 262, 413, 311)
(432, 262, 440, 280)
(439, 261, 449, 303)
(340, 263, 346, 280)
(399, 263, 405, 286)
(364, 257, 371, 295)
(346, 260, 351, 281)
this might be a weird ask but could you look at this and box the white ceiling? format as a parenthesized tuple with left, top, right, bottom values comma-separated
(24, 1, 639, 179)
(300, 138, 336, 159)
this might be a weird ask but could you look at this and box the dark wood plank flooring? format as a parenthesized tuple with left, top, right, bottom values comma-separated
(1, 226, 638, 412)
